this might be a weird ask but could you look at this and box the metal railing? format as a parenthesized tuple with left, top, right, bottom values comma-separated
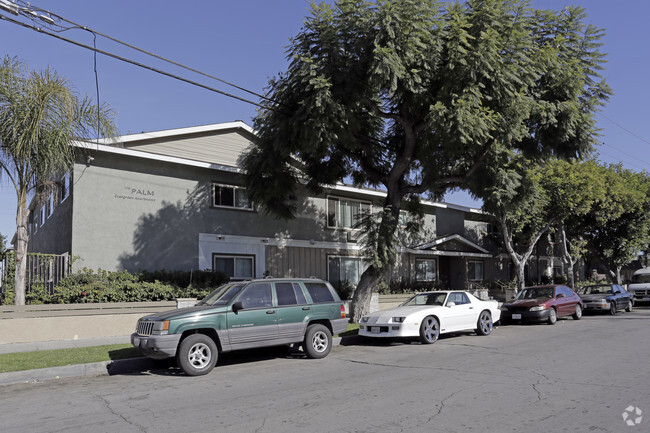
(0, 252, 71, 297)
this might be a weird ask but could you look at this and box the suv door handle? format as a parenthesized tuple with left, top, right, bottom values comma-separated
(302, 307, 310, 310)
(266, 310, 276, 314)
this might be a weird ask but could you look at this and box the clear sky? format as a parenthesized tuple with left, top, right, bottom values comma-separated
(1, 0, 649, 246)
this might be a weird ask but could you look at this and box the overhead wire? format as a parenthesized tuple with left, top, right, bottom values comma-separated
(0, 12, 285, 114)
(12, 0, 281, 107)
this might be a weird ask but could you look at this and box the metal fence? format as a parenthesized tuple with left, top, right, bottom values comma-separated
(0, 252, 71, 297)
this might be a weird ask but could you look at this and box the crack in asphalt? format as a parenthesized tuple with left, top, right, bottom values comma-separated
(340, 358, 514, 377)
(96, 395, 147, 433)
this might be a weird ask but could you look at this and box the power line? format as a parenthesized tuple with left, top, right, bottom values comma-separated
(12, 0, 279, 107)
(0, 12, 283, 113)
(599, 112, 650, 147)
(601, 143, 650, 169)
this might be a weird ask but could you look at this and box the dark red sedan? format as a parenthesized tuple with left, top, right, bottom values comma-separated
(500, 285, 583, 325)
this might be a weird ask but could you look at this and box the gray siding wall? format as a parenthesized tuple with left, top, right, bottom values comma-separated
(122, 130, 253, 167)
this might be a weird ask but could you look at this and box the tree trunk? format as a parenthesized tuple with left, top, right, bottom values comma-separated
(14, 193, 28, 306)
(351, 265, 383, 322)
(558, 223, 576, 288)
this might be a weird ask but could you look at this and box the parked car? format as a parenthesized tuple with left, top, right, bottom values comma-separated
(627, 267, 650, 303)
(131, 278, 348, 376)
(358, 291, 501, 344)
(577, 284, 634, 315)
(500, 285, 583, 325)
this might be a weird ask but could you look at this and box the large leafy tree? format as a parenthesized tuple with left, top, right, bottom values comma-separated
(243, 0, 610, 321)
(484, 159, 606, 290)
(0, 56, 116, 305)
(581, 166, 650, 283)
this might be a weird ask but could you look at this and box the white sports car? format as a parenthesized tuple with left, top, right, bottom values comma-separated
(358, 291, 501, 344)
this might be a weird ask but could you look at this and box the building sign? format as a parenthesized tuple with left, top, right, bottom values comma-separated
(114, 185, 157, 203)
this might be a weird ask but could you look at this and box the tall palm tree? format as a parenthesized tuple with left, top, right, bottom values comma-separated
(0, 56, 116, 305)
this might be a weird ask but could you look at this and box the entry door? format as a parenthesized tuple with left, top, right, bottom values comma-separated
(227, 282, 278, 347)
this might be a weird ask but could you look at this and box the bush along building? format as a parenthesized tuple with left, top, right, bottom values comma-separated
(26, 121, 570, 299)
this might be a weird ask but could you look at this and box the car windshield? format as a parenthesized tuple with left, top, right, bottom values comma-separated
(516, 287, 553, 300)
(578, 286, 610, 295)
(401, 292, 447, 307)
(196, 283, 244, 306)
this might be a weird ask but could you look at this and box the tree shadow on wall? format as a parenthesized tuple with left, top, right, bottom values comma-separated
(118, 182, 331, 272)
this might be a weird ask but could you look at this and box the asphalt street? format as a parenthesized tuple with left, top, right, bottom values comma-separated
(1, 307, 649, 433)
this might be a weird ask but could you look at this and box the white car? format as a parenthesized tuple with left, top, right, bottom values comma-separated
(358, 291, 501, 344)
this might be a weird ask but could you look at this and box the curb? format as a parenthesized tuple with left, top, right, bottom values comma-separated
(0, 336, 349, 386)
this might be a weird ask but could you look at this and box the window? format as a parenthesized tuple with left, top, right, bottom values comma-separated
(212, 183, 252, 210)
(447, 292, 470, 305)
(327, 197, 371, 229)
(304, 282, 336, 303)
(238, 283, 273, 309)
(60, 172, 70, 202)
(328, 256, 368, 287)
(213, 254, 254, 279)
(468, 261, 483, 281)
(415, 259, 437, 282)
(40, 206, 46, 227)
(48, 194, 54, 218)
(275, 282, 307, 306)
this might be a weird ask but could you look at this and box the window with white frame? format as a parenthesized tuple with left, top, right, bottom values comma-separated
(212, 183, 252, 210)
(48, 194, 54, 218)
(327, 197, 371, 229)
(40, 206, 46, 227)
(60, 172, 70, 202)
(468, 260, 484, 281)
(213, 254, 254, 279)
(327, 256, 368, 286)
(415, 259, 437, 281)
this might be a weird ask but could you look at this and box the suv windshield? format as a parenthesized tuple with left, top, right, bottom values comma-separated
(632, 274, 650, 284)
(516, 287, 553, 300)
(401, 292, 447, 306)
(197, 283, 244, 306)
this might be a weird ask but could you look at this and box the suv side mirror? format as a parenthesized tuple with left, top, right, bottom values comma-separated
(556, 293, 565, 298)
(446, 302, 456, 307)
(232, 301, 244, 313)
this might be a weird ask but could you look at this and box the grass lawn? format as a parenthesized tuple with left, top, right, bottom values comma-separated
(0, 344, 142, 373)
(0, 324, 359, 374)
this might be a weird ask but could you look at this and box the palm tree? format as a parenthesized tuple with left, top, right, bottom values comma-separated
(0, 56, 116, 305)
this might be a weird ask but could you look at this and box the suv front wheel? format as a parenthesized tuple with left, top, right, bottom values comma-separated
(303, 324, 332, 359)
(177, 334, 218, 376)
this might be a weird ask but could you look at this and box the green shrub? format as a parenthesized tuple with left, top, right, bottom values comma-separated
(47, 268, 229, 304)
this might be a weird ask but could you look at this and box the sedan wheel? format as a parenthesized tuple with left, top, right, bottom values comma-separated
(476, 311, 493, 336)
(572, 304, 582, 320)
(547, 308, 557, 325)
(609, 302, 617, 316)
(419, 316, 439, 344)
(626, 300, 634, 313)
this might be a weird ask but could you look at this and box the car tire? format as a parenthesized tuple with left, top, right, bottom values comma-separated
(609, 302, 617, 316)
(475, 311, 493, 336)
(572, 304, 582, 320)
(626, 300, 633, 312)
(176, 334, 218, 376)
(303, 324, 332, 359)
(547, 308, 557, 325)
(419, 316, 440, 344)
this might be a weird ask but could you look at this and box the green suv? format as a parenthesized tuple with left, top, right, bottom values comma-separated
(131, 278, 348, 376)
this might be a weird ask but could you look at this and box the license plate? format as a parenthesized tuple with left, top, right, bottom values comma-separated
(512, 314, 522, 319)
(643, 297, 650, 302)
(371, 327, 381, 334)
